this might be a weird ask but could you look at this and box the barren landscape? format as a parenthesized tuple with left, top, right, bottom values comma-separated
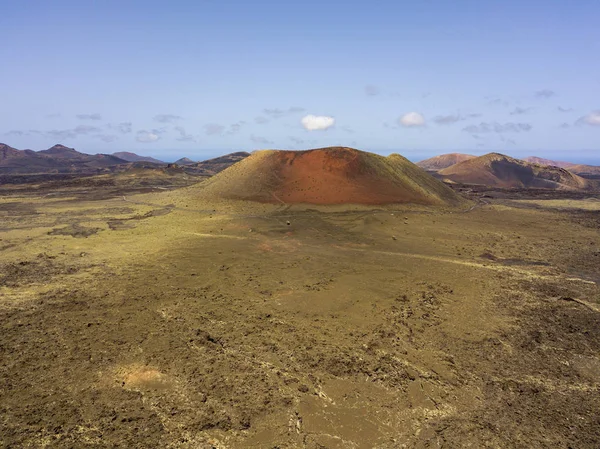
(1, 148, 599, 448)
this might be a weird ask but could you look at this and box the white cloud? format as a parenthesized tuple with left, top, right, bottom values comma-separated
(301, 114, 335, 131)
(136, 130, 160, 143)
(576, 111, 600, 126)
(399, 112, 425, 127)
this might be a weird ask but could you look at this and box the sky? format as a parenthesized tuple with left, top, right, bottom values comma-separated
(2, 0, 600, 163)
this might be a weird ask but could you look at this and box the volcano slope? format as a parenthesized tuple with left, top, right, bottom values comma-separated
(195, 147, 464, 207)
(1, 160, 600, 448)
(439, 153, 590, 190)
(416, 153, 476, 171)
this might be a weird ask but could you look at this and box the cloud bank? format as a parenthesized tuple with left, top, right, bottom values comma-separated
(463, 122, 532, 133)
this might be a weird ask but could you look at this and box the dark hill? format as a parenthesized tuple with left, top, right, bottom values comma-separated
(113, 152, 165, 164)
(0, 143, 127, 174)
(183, 152, 250, 176)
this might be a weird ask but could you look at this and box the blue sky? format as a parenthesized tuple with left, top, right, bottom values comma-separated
(2, 0, 599, 162)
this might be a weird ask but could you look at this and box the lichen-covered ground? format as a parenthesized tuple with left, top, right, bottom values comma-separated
(1, 182, 599, 448)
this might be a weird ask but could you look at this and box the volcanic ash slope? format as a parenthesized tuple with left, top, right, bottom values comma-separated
(439, 152, 590, 190)
(417, 153, 476, 171)
(193, 147, 465, 206)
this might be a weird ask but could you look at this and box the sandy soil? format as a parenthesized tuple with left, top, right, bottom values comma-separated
(1, 180, 599, 448)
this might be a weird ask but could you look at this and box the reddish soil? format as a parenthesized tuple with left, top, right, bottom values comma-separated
(198, 147, 463, 206)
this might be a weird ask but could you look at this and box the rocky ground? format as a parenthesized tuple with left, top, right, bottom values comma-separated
(0, 179, 599, 448)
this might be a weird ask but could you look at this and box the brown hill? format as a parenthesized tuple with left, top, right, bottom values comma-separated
(522, 156, 600, 179)
(523, 156, 575, 168)
(0, 143, 63, 173)
(184, 151, 250, 176)
(0, 143, 24, 160)
(567, 164, 600, 177)
(195, 147, 463, 206)
(0, 143, 127, 174)
(174, 157, 196, 165)
(439, 153, 590, 190)
(113, 152, 165, 164)
(417, 153, 476, 171)
(39, 144, 86, 159)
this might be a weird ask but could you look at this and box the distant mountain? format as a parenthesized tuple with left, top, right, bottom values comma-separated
(417, 153, 476, 171)
(0, 143, 127, 174)
(523, 156, 575, 168)
(567, 164, 600, 177)
(438, 153, 590, 190)
(522, 156, 600, 178)
(174, 157, 196, 165)
(1, 143, 66, 173)
(38, 144, 87, 160)
(113, 152, 165, 164)
(0, 143, 252, 176)
(183, 152, 251, 175)
(1, 143, 24, 160)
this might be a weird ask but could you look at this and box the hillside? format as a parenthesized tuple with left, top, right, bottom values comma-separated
(523, 156, 575, 168)
(567, 164, 600, 177)
(0, 143, 24, 160)
(417, 153, 476, 171)
(0, 143, 127, 174)
(183, 151, 251, 176)
(195, 147, 464, 206)
(113, 152, 165, 164)
(39, 144, 88, 160)
(439, 153, 590, 190)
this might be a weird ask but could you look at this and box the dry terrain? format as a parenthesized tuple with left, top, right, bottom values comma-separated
(438, 153, 591, 190)
(1, 172, 599, 448)
(416, 153, 475, 171)
(199, 147, 463, 206)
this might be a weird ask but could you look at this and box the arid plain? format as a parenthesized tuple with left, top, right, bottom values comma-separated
(1, 150, 600, 448)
